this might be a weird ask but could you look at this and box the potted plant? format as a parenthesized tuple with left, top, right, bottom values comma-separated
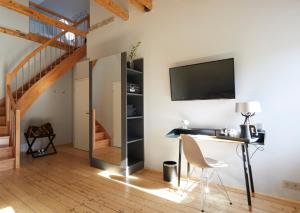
(127, 41, 141, 69)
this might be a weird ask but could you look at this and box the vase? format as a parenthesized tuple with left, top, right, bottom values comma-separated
(128, 61, 134, 69)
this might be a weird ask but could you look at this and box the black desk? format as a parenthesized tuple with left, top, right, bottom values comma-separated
(167, 128, 265, 211)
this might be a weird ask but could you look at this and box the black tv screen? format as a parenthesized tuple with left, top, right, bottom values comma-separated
(169, 58, 235, 101)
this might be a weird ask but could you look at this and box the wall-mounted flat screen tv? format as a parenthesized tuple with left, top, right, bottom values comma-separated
(169, 58, 235, 101)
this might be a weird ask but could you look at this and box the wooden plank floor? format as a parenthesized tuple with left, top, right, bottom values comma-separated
(93, 146, 121, 165)
(0, 145, 299, 213)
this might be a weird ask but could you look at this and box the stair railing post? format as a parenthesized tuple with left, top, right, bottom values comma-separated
(5, 77, 11, 127)
(15, 109, 21, 169)
(93, 108, 96, 154)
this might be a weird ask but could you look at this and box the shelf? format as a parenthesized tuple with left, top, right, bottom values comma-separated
(127, 68, 142, 75)
(127, 116, 143, 120)
(127, 93, 143, 96)
(127, 137, 144, 144)
(128, 159, 144, 167)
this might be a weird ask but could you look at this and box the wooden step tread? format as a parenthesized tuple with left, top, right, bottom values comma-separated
(0, 126, 8, 136)
(0, 154, 13, 161)
(0, 157, 14, 162)
(95, 138, 109, 143)
(0, 107, 5, 115)
(0, 146, 13, 160)
(0, 116, 6, 125)
(95, 132, 105, 140)
(0, 144, 11, 149)
(94, 139, 110, 149)
(0, 157, 15, 172)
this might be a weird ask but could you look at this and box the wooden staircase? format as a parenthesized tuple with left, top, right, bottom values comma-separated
(92, 109, 111, 151)
(94, 121, 111, 149)
(0, 15, 89, 172)
(0, 101, 15, 172)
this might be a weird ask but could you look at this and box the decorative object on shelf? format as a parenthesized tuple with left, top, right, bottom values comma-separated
(220, 128, 239, 137)
(228, 129, 239, 137)
(181, 120, 190, 129)
(220, 128, 228, 136)
(127, 41, 141, 68)
(127, 104, 137, 117)
(236, 101, 261, 139)
(127, 83, 141, 93)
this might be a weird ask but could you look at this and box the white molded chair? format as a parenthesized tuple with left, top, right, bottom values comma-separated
(181, 134, 232, 212)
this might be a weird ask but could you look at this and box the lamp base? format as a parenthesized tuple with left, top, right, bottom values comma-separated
(241, 112, 255, 125)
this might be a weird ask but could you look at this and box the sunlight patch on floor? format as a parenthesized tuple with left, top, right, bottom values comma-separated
(0, 207, 15, 213)
(97, 171, 199, 203)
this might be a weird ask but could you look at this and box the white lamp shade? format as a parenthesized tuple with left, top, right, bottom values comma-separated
(235, 101, 261, 113)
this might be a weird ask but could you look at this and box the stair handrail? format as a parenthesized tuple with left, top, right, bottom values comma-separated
(6, 15, 89, 84)
(5, 15, 89, 124)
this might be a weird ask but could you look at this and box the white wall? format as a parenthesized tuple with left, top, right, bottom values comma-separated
(74, 59, 89, 80)
(21, 71, 73, 151)
(0, 0, 34, 98)
(88, 0, 300, 200)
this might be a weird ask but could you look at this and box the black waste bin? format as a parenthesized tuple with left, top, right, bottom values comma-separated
(163, 161, 177, 182)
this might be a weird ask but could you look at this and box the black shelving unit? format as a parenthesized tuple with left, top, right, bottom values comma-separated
(121, 53, 144, 174)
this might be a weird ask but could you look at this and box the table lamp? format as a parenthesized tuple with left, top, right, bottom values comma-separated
(235, 101, 261, 125)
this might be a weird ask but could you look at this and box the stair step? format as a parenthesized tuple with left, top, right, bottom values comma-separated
(0, 107, 5, 115)
(94, 139, 110, 149)
(95, 132, 105, 140)
(0, 158, 15, 172)
(0, 145, 13, 159)
(95, 125, 102, 132)
(0, 136, 9, 146)
(0, 126, 8, 136)
(0, 116, 6, 126)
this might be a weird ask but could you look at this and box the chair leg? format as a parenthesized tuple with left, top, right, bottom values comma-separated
(187, 162, 190, 180)
(216, 171, 232, 205)
(201, 169, 208, 212)
(184, 166, 196, 191)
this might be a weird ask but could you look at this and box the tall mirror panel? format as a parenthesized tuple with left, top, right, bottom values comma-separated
(91, 53, 122, 166)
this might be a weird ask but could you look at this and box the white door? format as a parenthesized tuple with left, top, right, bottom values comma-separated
(73, 78, 89, 151)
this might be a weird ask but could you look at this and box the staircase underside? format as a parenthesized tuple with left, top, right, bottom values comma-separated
(17, 44, 86, 118)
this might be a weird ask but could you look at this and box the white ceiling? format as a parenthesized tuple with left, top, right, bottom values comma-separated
(40, 0, 89, 21)
(31, 0, 45, 4)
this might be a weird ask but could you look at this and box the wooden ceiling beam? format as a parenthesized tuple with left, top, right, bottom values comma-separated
(29, 1, 74, 23)
(0, 0, 86, 37)
(129, 0, 144, 12)
(134, 0, 152, 11)
(89, 16, 114, 32)
(0, 26, 71, 50)
(93, 0, 129, 21)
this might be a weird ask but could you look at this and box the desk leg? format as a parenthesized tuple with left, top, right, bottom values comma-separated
(245, 144, 255, 196)
(178, 139, 182, 188)
(241, 144, 252, 209)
